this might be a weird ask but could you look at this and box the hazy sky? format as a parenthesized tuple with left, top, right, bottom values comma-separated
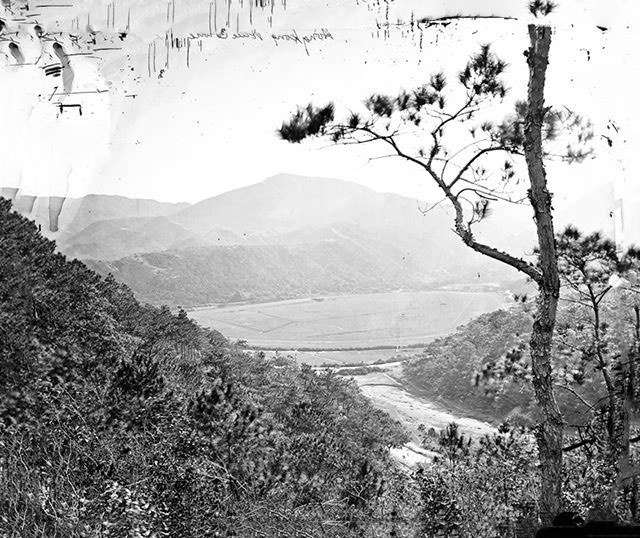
(1, 0, 638, 212)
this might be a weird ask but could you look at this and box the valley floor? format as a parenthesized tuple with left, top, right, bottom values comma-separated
(190, 289, 507, 348)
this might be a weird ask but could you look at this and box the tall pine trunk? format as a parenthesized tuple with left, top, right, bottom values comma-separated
(524, 23, 565, 524)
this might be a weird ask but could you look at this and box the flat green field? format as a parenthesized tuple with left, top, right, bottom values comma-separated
(189, 290, 506, 349)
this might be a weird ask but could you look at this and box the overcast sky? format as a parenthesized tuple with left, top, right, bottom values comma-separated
(1, 0, 638, 220)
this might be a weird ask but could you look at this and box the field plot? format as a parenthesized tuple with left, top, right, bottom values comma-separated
(190, 290, 506, 348)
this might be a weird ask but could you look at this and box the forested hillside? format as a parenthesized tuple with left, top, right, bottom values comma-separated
(404, 309, 537, 422)
(404, 294, 634, 429)
(85, 236, 437, 307)
(0, 198, 413, 537)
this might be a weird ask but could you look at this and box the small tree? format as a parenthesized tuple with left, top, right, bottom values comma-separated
(419, 422, 539, 536)
(473, 228, 640, 519)
(278, 2, 592, 522)
(554, 227, 640, 517)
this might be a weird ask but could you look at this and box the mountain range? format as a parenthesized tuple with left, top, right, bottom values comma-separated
(5, 173, 625, 307)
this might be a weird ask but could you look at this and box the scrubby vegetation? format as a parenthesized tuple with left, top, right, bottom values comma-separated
(0, 198, 411, 537)
(5, 194, 640, 536)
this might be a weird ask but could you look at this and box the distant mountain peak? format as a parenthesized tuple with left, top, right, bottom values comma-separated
(263, 172, 367, 187)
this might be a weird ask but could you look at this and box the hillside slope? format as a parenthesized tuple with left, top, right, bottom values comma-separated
(86, 233, 437, 307)
(0, 196, 409, 537)
(77, 175, 536, 305)
(59, 215, 200, 260)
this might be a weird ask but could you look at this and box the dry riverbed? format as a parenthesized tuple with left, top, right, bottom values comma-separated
(321, 362, 496, 467)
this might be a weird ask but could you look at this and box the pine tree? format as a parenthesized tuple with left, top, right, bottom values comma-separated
(277, 1, 592, 522)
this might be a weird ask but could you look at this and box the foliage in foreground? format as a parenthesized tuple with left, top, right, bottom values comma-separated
(6, 194, 640, 536)
(0, 198, 411, 537)
(407, 227, 640, 520)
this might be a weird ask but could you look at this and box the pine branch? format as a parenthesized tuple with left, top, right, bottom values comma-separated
(448, 147, 506, 189)
(553, 382, 594, 410)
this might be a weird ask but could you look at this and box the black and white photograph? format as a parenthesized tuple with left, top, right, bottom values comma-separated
(1, 0, 639, 535)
